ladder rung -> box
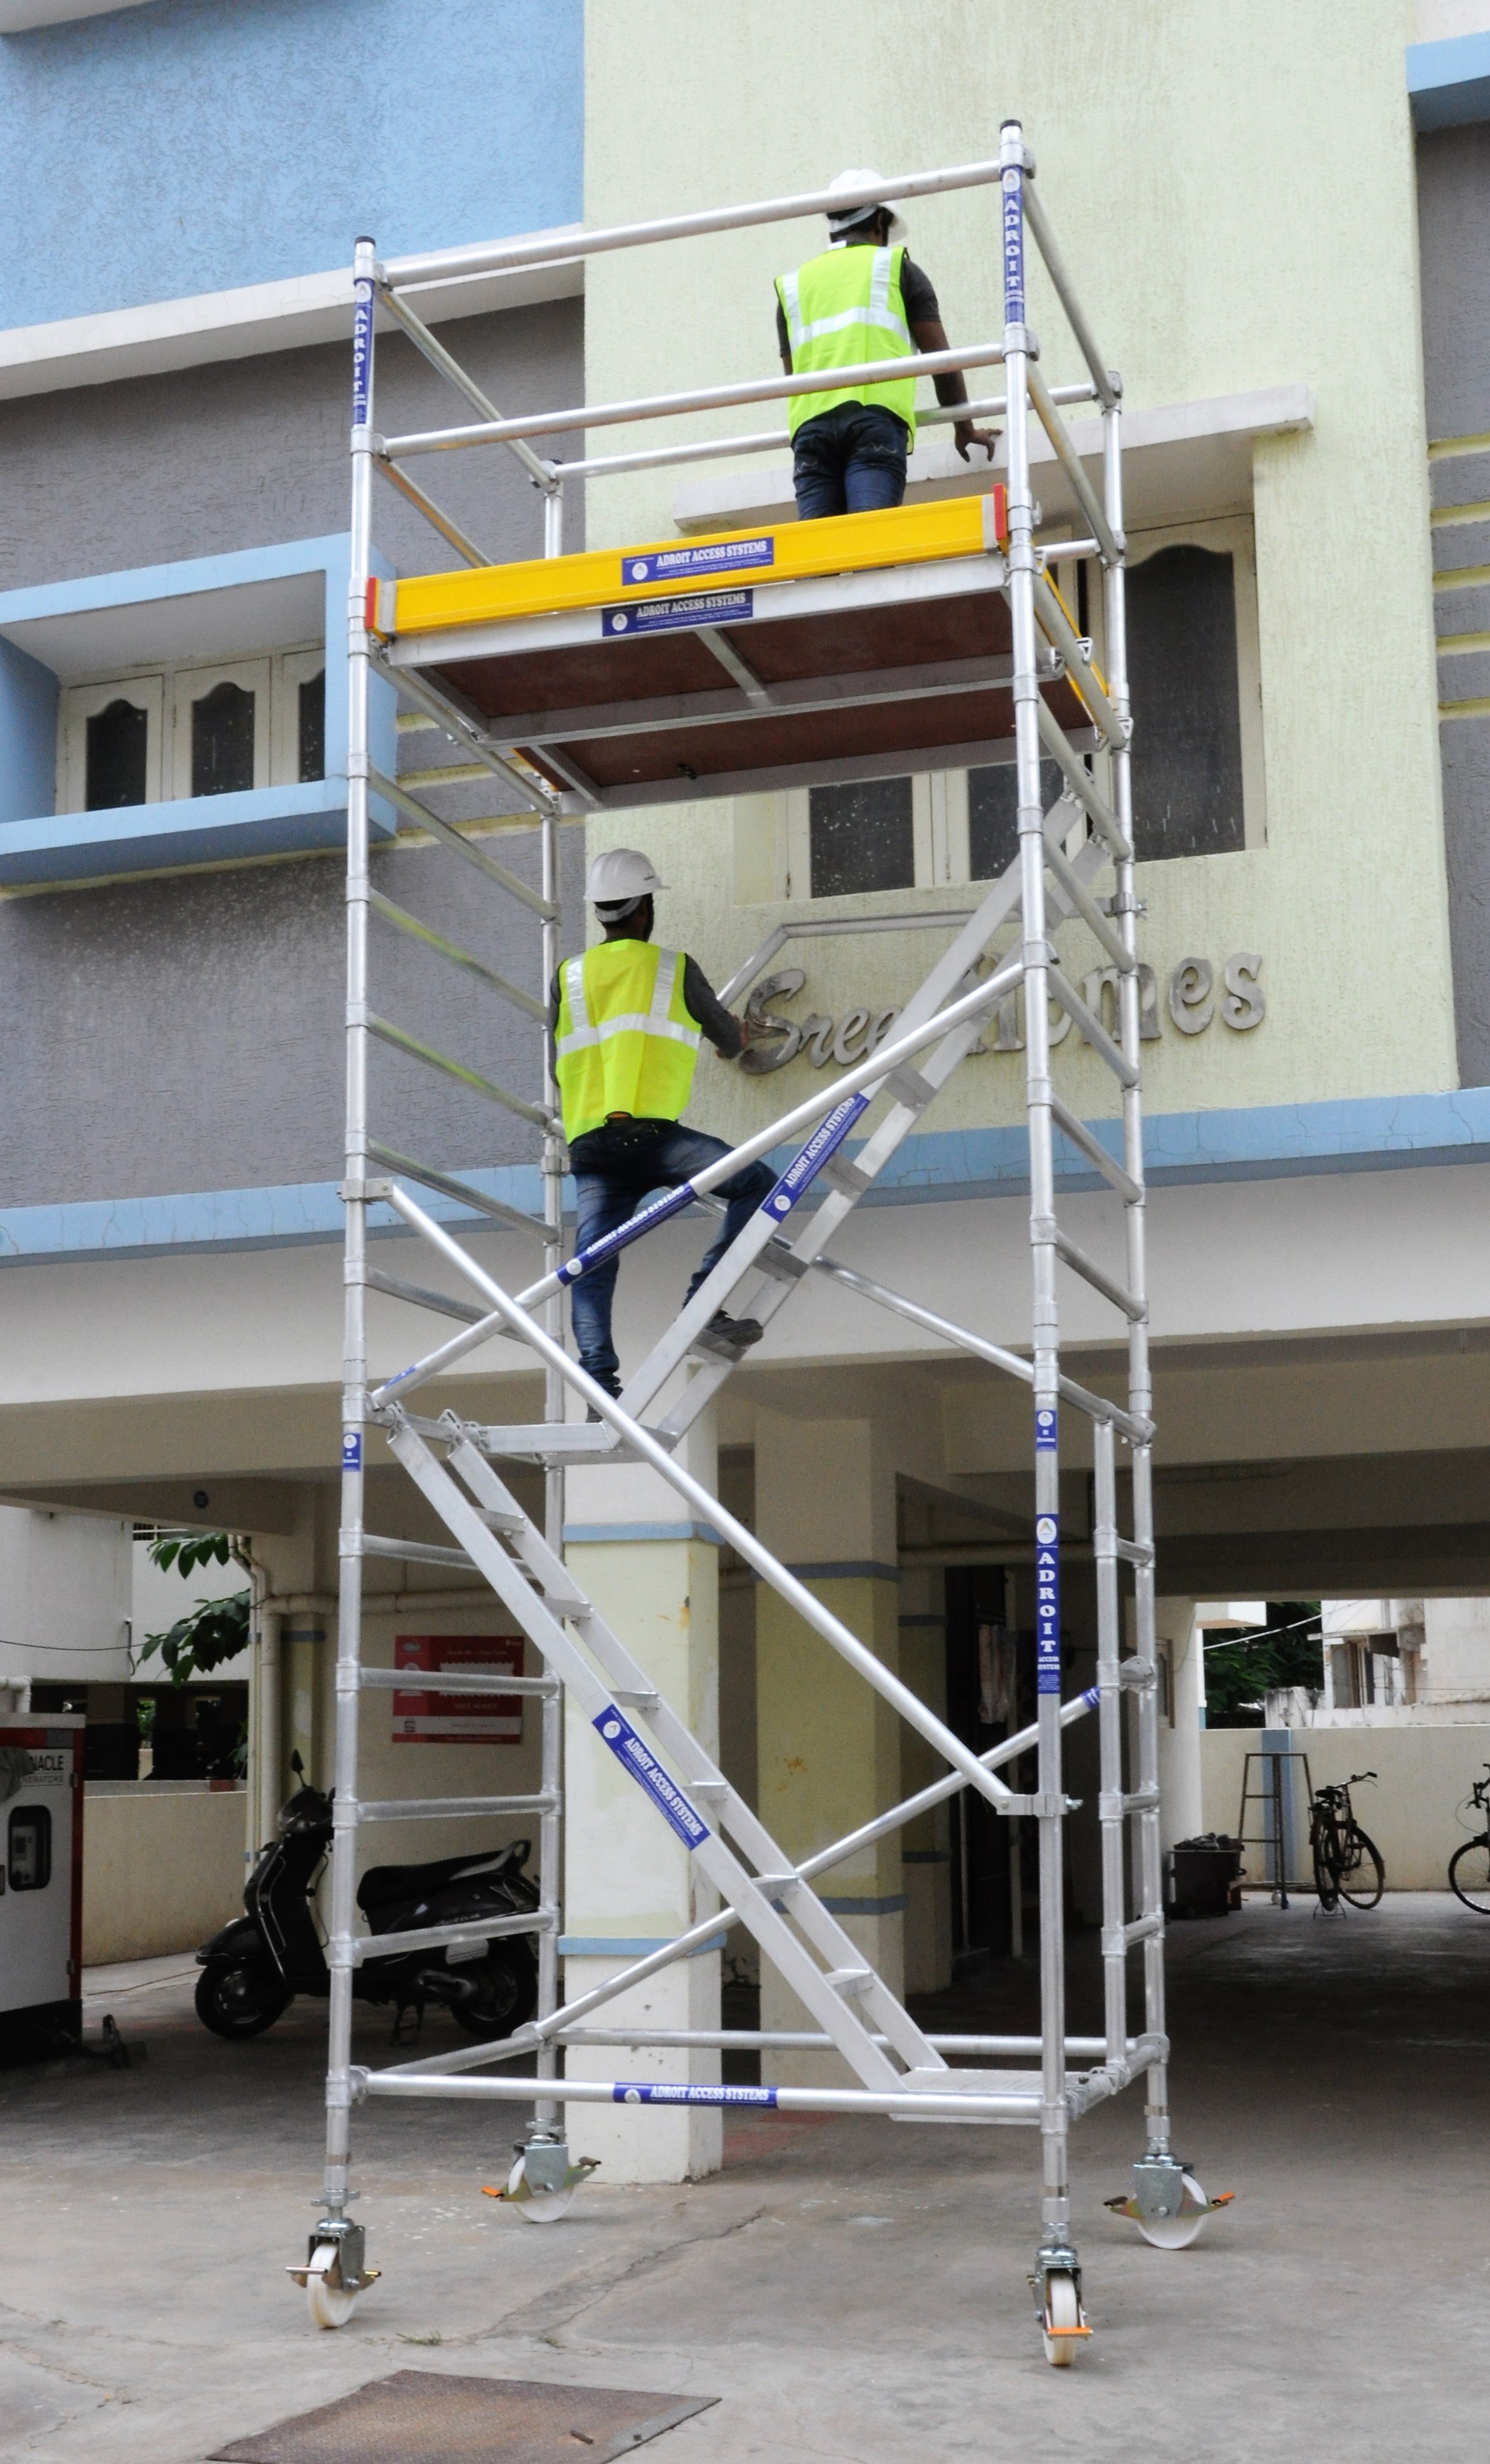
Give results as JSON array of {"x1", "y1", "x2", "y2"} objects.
[
  {"x1": 361, "y1": 1266, "x2": 488, "y2": 1327},
  {"x1": 367, "y1": 884, "x2": 546, "y2": 1020},
  {"x1": 825, "y1": 1966, "x2": 873, "y2": 1997},
  {"x1": 544, "y1": 1590, "x2": 592, "y2": 1618},
  {"x1": 1098, "y1": 1787, "x2": 1160, "y2": 1820},
  {"x1": 1048, "y1": 1095, "x2": 1143, "y2": 1204},
  {"x1": 1044, "y1": 963, "x2": 1140, "y2": 1087},
  {"x1": 753, "y1": 1872, "x2": 802, "y2": 1896},
  {"x1": 883, "y1": 1062, "x2": 939, "y2": 1110},
  {"x1": 1050, "y1": 1227, "x2": 1145, "y2": 1321},
  {"x1": 343, "y1": 1907, "x2": 553, "y2": 1963},
  {"x1": 354, "y1": 1668, "x2": 558, "y2": 1698},
  {"x1": 1114, "y1": 1536, "x2": 1154, "y2": 1565},
  {"x1": 610, "y1": 1687, "x2": 660, "y2": 1708},
  {"x1": 755, "y1": 1242, "x2": 809, "y2": 1284},
  {"x1": 475, "y1": 1504, "x2": 528, "y2": 1534},
  {"x1": 365, "y1": 1140, "x2": 549, "y2": 1239},
  {"x1": 353, "y1": 1791, "x2": 559, "y2": 1823},
  {"x1": 819, "y1": 1154, "x2": 873, "y2": 1197},
  {"x1": 364, "y1": 1011, "x2": 553, "y2": 1130},
  {"x1": 354, "y1": 1532, "x2": 475, "y2": 1568}
]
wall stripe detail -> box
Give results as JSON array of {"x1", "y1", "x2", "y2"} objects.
[
  {"x1": 558, "y1": 1934, "x2": 728, "y2": 1958},
  {"x1": 564, "y1": 1521, "x2": 726, "y2": 1548},
  {"x1": 784, "y1": 1560, "x2": 901, "y2": 1586},
  {"x1": 9, "y1": 1087, "x2": 1490, "y2": 1264}
]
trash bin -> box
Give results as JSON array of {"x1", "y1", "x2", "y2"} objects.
[{"x1": 1166, "y1": 1833, "x2": 1243, "y2": 1920}]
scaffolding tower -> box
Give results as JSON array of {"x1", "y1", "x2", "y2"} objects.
[{"x1": 297, "y1": 125, "x2": 1223, "y2": 2365}]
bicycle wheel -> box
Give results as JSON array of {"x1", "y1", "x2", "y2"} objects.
[
  {"x1": 1311, "y1": 1823, "x2": 1341, "y2": 1911},
  {"x1": 1337, "y1": 1826, "x2": 1384, "y2": 1910},
  {"x1": 1449, "y1": 1836, "x2": 1490, "y2": 1914}
]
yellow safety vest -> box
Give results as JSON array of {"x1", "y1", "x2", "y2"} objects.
[
  {"x1": 774, "y1": 243, "x2": 917, "y2": 444},
  {"x1": 555, "y1": 940, "x2": 702, "y2": 1142}
]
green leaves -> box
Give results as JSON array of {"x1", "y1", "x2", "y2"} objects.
[{"x1": 141, "y1": 1530, "x2": 252, "y2": 1685}]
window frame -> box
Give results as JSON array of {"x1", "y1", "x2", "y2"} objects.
[
  {"x1": 1093, "y1": 513, "x2": 1267, "y2": 856},
  {"x1": 170, "y1": 656, "x2": 272, "y2": 800},
  {"x1": 60, "y1": 673, "x2": 164, "y2": 814},
  {"x1": 57, "y1": 643, "x2": 323, "y2": 817}
]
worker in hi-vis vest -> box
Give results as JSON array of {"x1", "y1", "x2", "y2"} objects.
[
  {"x1": 775, "y1": 168, "x2": 999, "y2": 521},
  {"x1": 553, "y1": 848, "x2": 778, "y2": 1403}
]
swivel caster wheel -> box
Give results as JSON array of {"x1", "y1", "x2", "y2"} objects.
[
  {"x1": 305, "y1": 2245, "x2": 356, "y2": 2329},
  {"x1": 1042, "y1": 2268, "x2": 1082, "y2": 2366},
  {"x1": 1107, "y1": 2155, "x2": 1233, "y2": 2250},
  {"x1": 484, "y1": 2136, "x2": 600, "y2": 2225}
]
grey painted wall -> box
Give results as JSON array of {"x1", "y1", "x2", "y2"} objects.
[
  {"x1": 1418, "y1": 126, "x2": 1490, "y2": 1087},
  {"x1": 0, "y1": 302, "x2": 585, "y2": 1208}
]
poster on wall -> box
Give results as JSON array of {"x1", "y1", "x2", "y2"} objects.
[{"x1": 392, "y1": 1635, "x2": 525, "y2": 1745}]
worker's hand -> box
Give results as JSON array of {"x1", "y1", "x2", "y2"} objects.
[
  {"x1": 954, "y1": 419, "x2": 1000, "y2": 464},
  {"x1": 737, "y1": 1014, "x2": 788, "y2": 1052}
]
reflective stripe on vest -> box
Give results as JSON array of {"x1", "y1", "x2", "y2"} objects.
[
  {"x1": 555, "y1": 940, "x2": 702, "y2": 1142},
  {"x1": 774, "y1": 243, "x2": 917, "y2": 444}
]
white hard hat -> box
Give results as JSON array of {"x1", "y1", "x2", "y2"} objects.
[
  {"x1": 826, "y1": 168, "x2": 907, "y2": 245},
  {"x1": 586, "y1": 846, "x2": 667, "y2": 917}
]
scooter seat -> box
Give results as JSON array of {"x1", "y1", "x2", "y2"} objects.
[{"x1": 357, "y1": 1844, "x2": 524, "y2": 1914}]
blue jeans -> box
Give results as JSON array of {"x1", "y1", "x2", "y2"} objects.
[
  {"x1": 792, "y1": 402, "x2": 909, "y2": 520},
  {"x1": 568, "y1": 1121, "x2": 778, "y2": 1391}
]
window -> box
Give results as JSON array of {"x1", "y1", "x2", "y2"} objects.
[
  {"x1": 737, "y1": 524, "x2": 1263, "y2": 900},
  {"x1": 8, "y1": 1804, "x2": 51, "y2": 1891},
  {"x1": 809, "y1": 777, "x2": 915, "y2": 897},
  {"x1": 967, "y1": 758, "x2": 1062, "y2": 880},
  {"x1": 58, "y1": 648, "x2": 324, "y2": 815}
]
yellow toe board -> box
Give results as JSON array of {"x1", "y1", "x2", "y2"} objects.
[{"x1": 382, "y1": 491, "x2": 1008, "y2": 639}]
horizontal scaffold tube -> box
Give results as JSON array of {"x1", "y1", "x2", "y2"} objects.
[
  {"x1": 371, "y1": 955, "x2": 1022, "y2": 1407},
  {"x1": 380, "y1": 160, "x2": 1008, "y2": 290},
  {"x1": 553, "y1": 386, "x2": 1093, "y2": 482},
  {"x1": 380, "y1": 342, "x2": 1006, "y2": 457},
  {"x1": 354, "y1": 2067, "x2": 1041, "y2": 2121}
]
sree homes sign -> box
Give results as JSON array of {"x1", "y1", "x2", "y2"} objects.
[
  {"x1": 392, "y1": 1636, "x2": 524, "y2": 1745},
  {"x1": 740, "y1": 952, "x2": 1265, "y2": 1075}
]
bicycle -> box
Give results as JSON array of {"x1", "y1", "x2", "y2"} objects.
[
  {"x1": 1448, "y1": 1766, "x2": 1490, "y2": 1913},
  {"x1": 1309, "y1": 1770, "x2": 1385, "y2": 1911}
]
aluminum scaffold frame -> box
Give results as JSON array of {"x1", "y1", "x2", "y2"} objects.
[{"x1": 297, "y1": 124, "x2": 1225, "y2": 2365}]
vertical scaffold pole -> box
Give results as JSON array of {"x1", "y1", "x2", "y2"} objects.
[
  {"x1": 1102, "y1": 360, "x2": 1167, "y2": 2153},
  {"x1": 324, "y1": 236, "x2": 379, "y2": 2230},
  {"x1": 1000, "y1": 120, "x2": 1072, "y2": 2282},
  {"x1": 1093, "y1": 1415, "x2": 1126, "y2": 2065},
  {"x1": 536, "y1": 476, "x2": 566, "y2": 2131}
]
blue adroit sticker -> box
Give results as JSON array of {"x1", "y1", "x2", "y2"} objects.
[
  {"x1": 613, "y1": 2082, "x2": 778, "y2": 2107},
  {"x1": 351, "y1": 278, "x2": 374, "y2": 427},
  {"x1": 601, "y1": 587, "x2": 754, "y2": 639},
  {"x1": 342, "y1": 1431, "x2": 363, "y2": 1471},
  {"x1": 1034, "y1": 1406, "x2": 1057, "y2": 1453},
  {"x1": 593, "y1": 1707, "x2": 711, "y2": 1848},
  {"x1": 558, "y1": 1182, "x2": 698, "y2": 1286},
  {"x1": 1036, "y1": 1511, "x2": 1061, "y2": 1694},
  {"x1": 762, "y1": 1094, "x2": 870, "y2": 1222},
  {"x1": 621, "y1": 539, "x2": 774, "y2": 587},
  {"x1": 1001, "y1": 168, "x2": 1025, "y2": 326}
]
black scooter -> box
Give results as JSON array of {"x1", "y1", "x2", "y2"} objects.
[{"x1": 194, "y1": 1756, "x2": 539, "y2": 2042}]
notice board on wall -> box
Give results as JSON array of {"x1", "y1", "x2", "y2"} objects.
[{"x1": 392, "y1": 1636, "x2": 524, "y2": 1745}]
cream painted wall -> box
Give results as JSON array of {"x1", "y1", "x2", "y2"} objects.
[
  {"x1": 82, "y1": 1784, "x2": 245, "y2": 1962},
  {"x1": 1200, "y1": 1719, "x2": 1490, "y2": 1888},
  {"x1": 581, "y1": 0, "x2": 1455, "y2": 1148}
]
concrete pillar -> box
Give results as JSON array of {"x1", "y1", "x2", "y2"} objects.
[
  {"x1": 754, "y1": 1409, "x2": 902, "y2": 2086},
  {"x1": 897, "y1": 1565, "x2": 953, "y2": 1996},
  {"x1": 1154, "y1": 1596, "x2": 1202, "y2": 1851},
  {"x1": 562, "y1": 1407, "x2": 722, "y2": 2183}
]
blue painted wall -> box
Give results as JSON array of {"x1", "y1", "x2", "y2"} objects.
[
  {"x1": 0, "y1": 0, "x2": 582, "y2": 330},
  {"x1": 0, "y1": 636, "x2": 56, "y2": 824}
]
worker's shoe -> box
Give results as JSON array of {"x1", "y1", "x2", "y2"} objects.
[
  {"x1": 584, "y1": 1374, "x2": 622, "y2": 1422},
  {"x1": 694, "y1": 1310, "x2": 764, "y2": 1361}
]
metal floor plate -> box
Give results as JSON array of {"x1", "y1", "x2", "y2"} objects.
[{"x1": 207, "y1": 2370, "x2": 717, "y2": 2463}]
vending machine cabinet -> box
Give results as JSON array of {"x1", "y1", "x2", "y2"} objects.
[{"x1": 0, "y1": 1716, "x2": 84, "y2": 2044}]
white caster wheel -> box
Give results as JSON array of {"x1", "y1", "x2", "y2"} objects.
[
  {"x1": 1041, "y1": 2268, "x2": 1083, "y2": 2366},
  {"x1": 305, "y1": 2243, "x2": 356, "y2": 2329},
  {"x1": 1136, "y1": 2173, "x2": 1212, "y2": 2250},
  {"x1": 508, "y1": 2152, "x2": 577, "y2": 2225}
]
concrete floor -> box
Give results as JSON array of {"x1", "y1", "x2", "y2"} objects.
[{"x1": 1, "y1": 1895, "x2": 1487, "y2": 2462}]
